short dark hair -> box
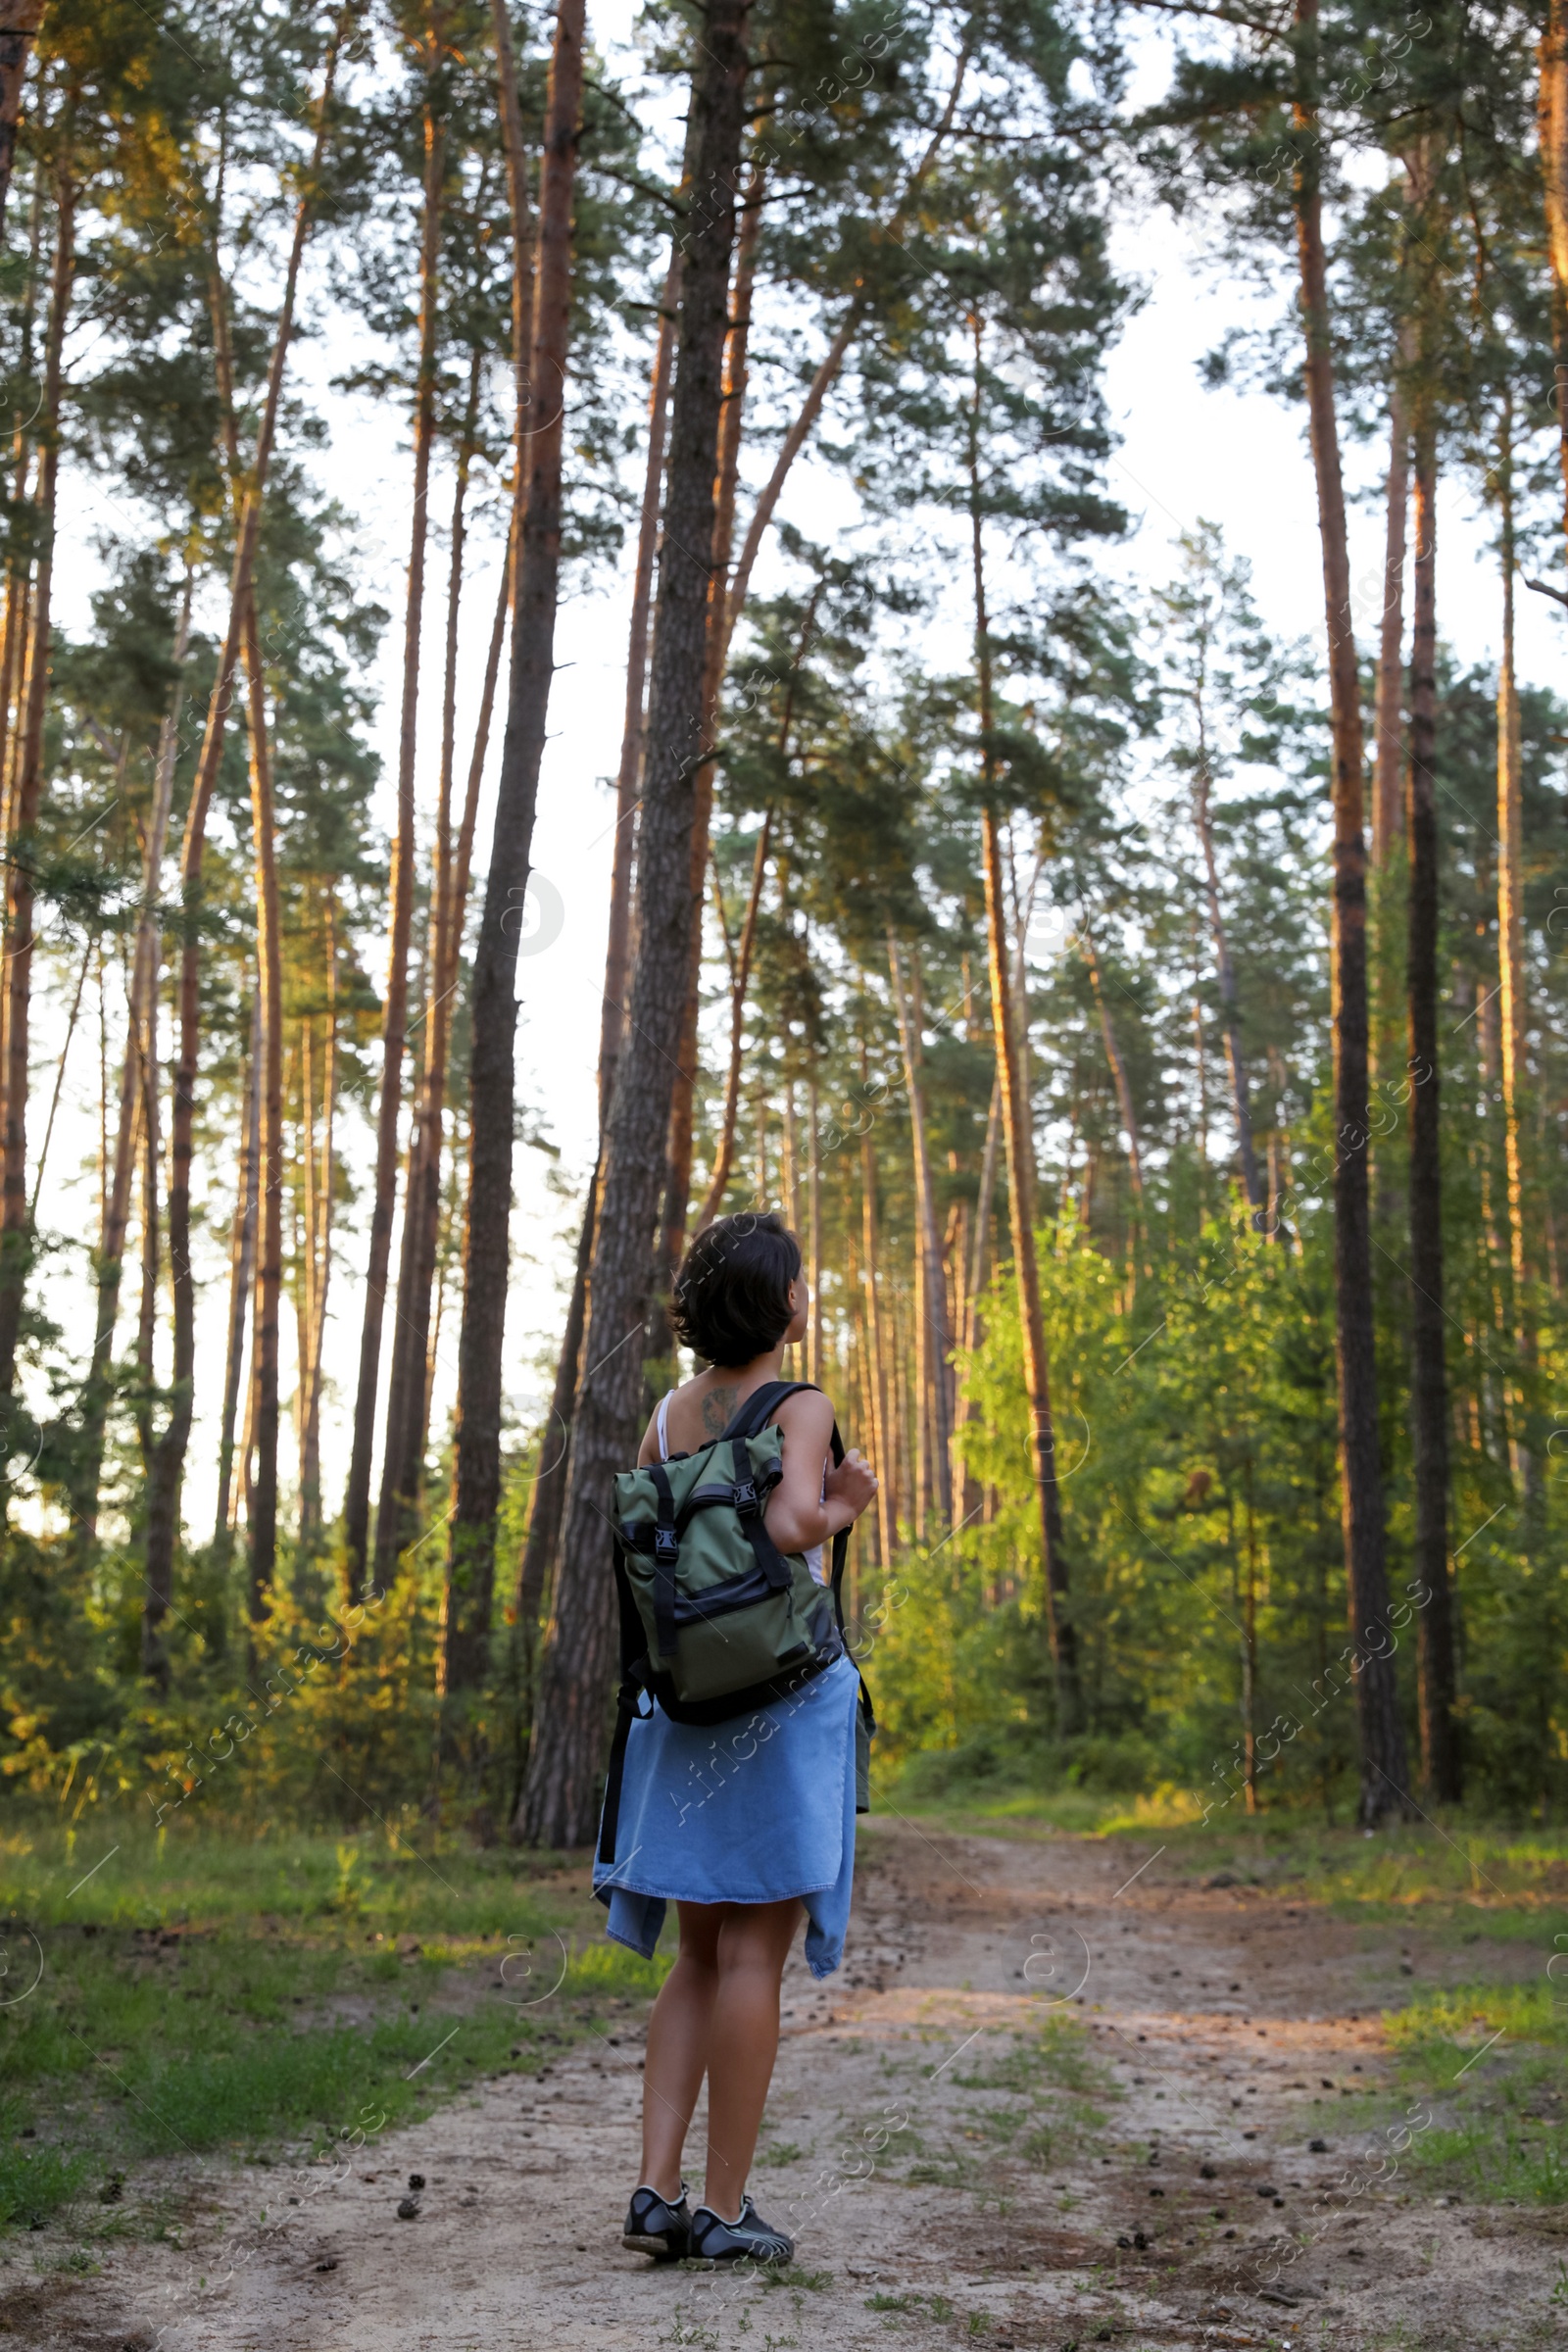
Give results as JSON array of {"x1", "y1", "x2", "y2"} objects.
[{"x1": 670, "y1": 1211, "x2": 803, "y2": 1368}]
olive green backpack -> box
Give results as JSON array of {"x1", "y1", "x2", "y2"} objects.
[{"x1": 597, "y1": 1380, "x2": 873, "y2": 1866}]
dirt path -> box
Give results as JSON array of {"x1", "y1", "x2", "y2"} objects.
[{"x1": 8, "y1": 1823, "x2": 1559, "y2": 2351}]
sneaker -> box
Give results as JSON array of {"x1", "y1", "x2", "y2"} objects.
[
  {"x1": 687, "y1": 2194, "x2": 794, "y2": 2265},
  {"x1": 622, "y1": 2181, "x2": 692, "y2": 2260}
]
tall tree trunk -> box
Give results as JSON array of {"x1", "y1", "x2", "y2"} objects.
[
  {"x1": 650, "y1": 41, "x2": 976, "y2": 1290},
  {"x1": 0, "y1": 164, "x2": 71, "y2": 1406},
  {"x1": 859, "y1": 1094, "x2": 896, "y2": 1566},
  {"x1": 75, "y1": 580, "x2": 190, "y2": 1550},
  {"x1": 1540, "y1": 0, "x2": 1568, "y2": 537},
  {"x1": 299, "y1": 902, "x2": 337, "y2": 1543},
  {"x1": 696, "y1": 807, "x2": 771, "y2": 1231},
  {"x1": 443, "y1": 0, "x2": 586, "y2": 1695},
  {"x1": 653, "y1": 153, "x2": 764, "y2": 1316},
  {"x1": 519, "y1": 0, "x2": 754, "y2": 1845},
  {"x1": 345, "y1": 85, "x2": 446, "y2": 1594},
  {"x1": 1293, "y1": 0, "x2": 1408, "y2": 1823},
  {"x1": 135, "y1": 1015, "x2": 168, "y2": 1680},
  {"x1": 215, "y1": 1002, "x2": 261, "y2": 1555},
  {"x1": 374, "y1": 343, "x2": 480, "y2": 1586},
  {"x1": 0, "y1": 1, "x2": 41, "y2": 229},
  {"x1": 147, "y1": 25, "x2": 343, "y2": 1622},
  {"x1": 970, "y1": 319, "x2": 1081, "y2": 1732},
  {"x1": 1371, "y1": 351, "x2": 1411, "y2": 865},
  {"x1": 1404, "y1": 423, "x2": 1461, "y2": 1804},
  {"x1": 888, "y1": 935, "x2": 953, "y2": 1527},
  {"x1": 599, "y1": 250, "x2": 678, "y2": 1118},
  {"x1": 1494, "y1": 397, "x2": 1536, "y2": 1511},
  {"x1": 509, "y1": 258, "x2": 680, "y2": 1693},
  {"x1": 1189, "y1": 726, "x2": 1263, "y2": 1209},
  {"x1": 242, "y1": 597, "x2": 284, "y2": 1615}
]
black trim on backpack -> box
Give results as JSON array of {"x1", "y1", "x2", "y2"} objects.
[
  {"x1": 596, "y1": 1379, "x2": 876, "y2": 1868},
  {"x1": 648, "y1": 1461, "x2": 680, "y2": 1663}
]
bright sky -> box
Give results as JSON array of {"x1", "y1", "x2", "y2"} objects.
[{"x1": 34, "y1": 7, "x2": 1564, "y2": 1546}]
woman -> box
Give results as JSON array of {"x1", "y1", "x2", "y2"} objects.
[{"x1": 593, "y1": 1211, "x2": 878, "y2": 2266}]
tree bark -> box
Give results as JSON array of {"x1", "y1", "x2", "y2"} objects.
[
  {"x1": 859, "y1": 1088, "x2": 896, "y2": 1565},
  {"x1": 345, "y1": 83, "x2": 446, "y2": 1594},
  {"x1": 0, "y1": 163, "x2": 71, "y2": 1405},
  {"x1": 971, "y1": 320, "x2": 1081, "y2": 1731},
  {"x1": 215, "y1": 1001, "x2": 260, "y2": 1555},
  {"x1": 519, "y1": 0, "x2": 754, "y2": 1845},
  {"x1": 1540, "y1": 0, "x2": 1568, "y2": 533},
  {"x1": 242, "y1": 595, "x2": 284, "y2": 1614},
  {"x1": 147, "y1": 25, "x2": 343, "y2": 1622},
  {"x1": 507, "y1": 260, "x2": 681, "y2": 1702},
  {"x1": 442, "y1": 0, "x2": 586, "y2": 1695},
  {"x1": 1494, "y1": 395, "x2": 1536, "y2": 1510},
  {"x1": 75, "y1": 579, "x2": 189, "y2": 1551},
  {"x1": 888, "y1": 935, "x2": 953, "y2": 1526},
  {"x1": 653, "y1": 153, "x2": 764, "y2": 1313},
  {"x1": 1404, "y1": 423, "x2": 1461, "y2": 1804},
  {"x1": 1293, "y1": 0, "x2": 1409, "y2": 1824},
  {"x1": 0, "y1": 1, "x2": 41, "y2": 229},
  {"x1": 1371, "y1": 355, "x2": 1410, "y2": 865},
  {"x1": 599, "y1": 251, "x2": 678, "y2": 1116},
  {"x1": 374, "y1": 342, "x2": 479, "y2": 1587}
]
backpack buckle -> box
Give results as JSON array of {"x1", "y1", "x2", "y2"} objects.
[
  {"x1": 732, "y1": 1478, "x2": 759, "y2": 1519},
  {"x1": 654, "y1": 1527, "x2": 679, "y2": 1566}
]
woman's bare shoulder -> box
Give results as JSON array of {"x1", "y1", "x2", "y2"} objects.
[{"x1": 772, "y1": 1387, "x2": 835, "y2": 1440}]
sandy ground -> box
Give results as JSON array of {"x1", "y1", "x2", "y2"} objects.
[{"x1": 3, "y1": 1820, "x2": 1561, "y2": 2352}]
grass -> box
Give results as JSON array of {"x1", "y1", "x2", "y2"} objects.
[
  {"x1": 0, "y1": 1817, "x2": 664, "y2": 2231},
  {"x1": 1376, "y1": 1978, "x2": 1568, "y2": 2204}
]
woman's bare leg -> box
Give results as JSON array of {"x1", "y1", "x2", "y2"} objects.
[
  {"x1": 638, "y1": 1897, "x2": 804, "y2": 2213},
  {"x1": 639, "y1": 1901, "x2": 724, "y2": 2198},
  {"x1": 701, "y1": 1897, "x2": 803, "y2": 2221}
]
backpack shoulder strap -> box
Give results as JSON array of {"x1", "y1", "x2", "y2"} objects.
[
  {"x1": 722, "y1": 1380, "x2": 858, "y2": 1634},
  {"x1": 717, "y1": 1378, "x2": 818, "y2": 1442}
]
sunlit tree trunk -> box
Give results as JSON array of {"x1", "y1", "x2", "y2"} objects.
[
  {"x1": 520, "y1": 0, "x2": 754, "y2": 1845},
  {"x1": 1404, "y1": 420, "x2": 1461, "y2": 1803},
  {"x1": 1293, "y1": 0, "x2": 1408, "y2": 1823},
  {"x1": 859, "y1": 1102, "x2": 896, "y2": 1564},
  {"x1": 1494, "y1": 398, "x2": 1536, "y2": 1518},
  {"x1": 1371, "y1": 349, "x2": 1410, "y2": 865},
  {"x1": 971, "y1": 318, "x2": 1081, "y2": 1732},
  {"x1": 78, "y1": 580, "x2": 189, "y2": 1552},
  {"x1": 215, "y1": 1002, "x2": 260, "y2": 1557},
  {"x1": 1540, "y1": 0, "x2": 1568, "y2": 536},
  {"x1": 242, "y1": 597, "x2": 284, "y2": 1615},
  {"x1": 655, "y1": 154, "x2": 764, "y2": 1312},
  {"x1": 444, "y1": 0, "x2": 585, "y2": 1694},
  {"x1": 510, "y1": 260, "x2": 680, "y2": 1687},
  {"x1": 298, "y1": 897, "x2": 337, "y2": 1544},
  {"x1": 374, "y1": 343, "x2": 481, "y2": 1586},
  {"x1": 888, "y1": 935, "x2": 953, "y2": 1528},
  {"x1": 0, "y1": 163, "x2": 72, "y2": 1405},
  {"x1": 346, "y1": 80, "x2": 446, "y2": 1594}
]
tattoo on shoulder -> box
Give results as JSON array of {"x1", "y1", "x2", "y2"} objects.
[{"x1": 701, "y1": 1385, "x2": 738, "y2": 1437}]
